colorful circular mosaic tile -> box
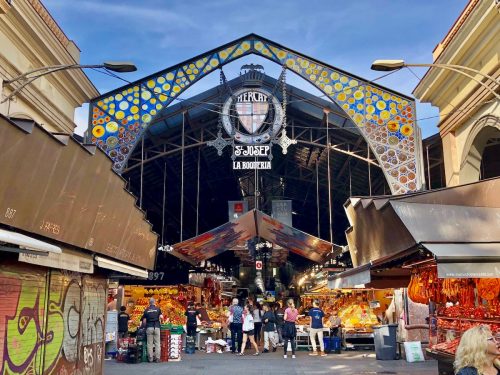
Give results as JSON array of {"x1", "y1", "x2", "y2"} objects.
[{"x1": 89, "y1": 36, "x2": 421, "y2": 194}]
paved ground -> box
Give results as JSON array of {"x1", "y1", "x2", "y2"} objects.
[{"x1": 105, "y1": 350, "x2": 438, "y2": 375}]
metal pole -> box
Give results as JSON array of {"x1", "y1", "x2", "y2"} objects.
[
  {"x1": 162, "y1": 161, "x2": 166, "y2": 246},
  {"x1": 368, "y1": 145, "x2": 372, "y2": 196},
  {"x1": 254, "y1": 155, "x2": 259, "y2": 211},
  {"x1": 426, "y1": 145, "x2": 432, "y2": 190},
  {"x1": 348, "y1": 145, "x2": 352, "y2": 196},
  {"x1": 326, "y1": 110, "x2": 333, "y2": 245},
  {"x1": 405, "y1": 63, "x2": 500, "y2": 100},
  {"x1": 140, "y1": 136, "x2": 144, "y2": 209},
  {"x1": 316, "y1": 159, "x2": 320, "y2": 237},
  {"x1": 180, "y1": 112, "x2": 185, "y2": 242},
  {"x1": 196, "y1": 145, "x2": 201, "y2": 236}
]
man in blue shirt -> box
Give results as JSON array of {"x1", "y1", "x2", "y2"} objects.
[
  {"x1": 308, "y1": 300, "x2": 327, "y2": 356},
  {"x1": 229, "y1": 298, "x2": 243, "y2": 353}
]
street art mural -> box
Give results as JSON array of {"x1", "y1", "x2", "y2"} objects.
[{"x1": 0, "y1": 263, "x2": 107, "y2": 375}]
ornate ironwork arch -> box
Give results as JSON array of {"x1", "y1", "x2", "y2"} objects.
[{"x1": 88, "y1": 34, "x2": 423, "y2": 194}]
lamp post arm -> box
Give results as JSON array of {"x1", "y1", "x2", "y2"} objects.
[
  {"x1": 406, "y1": 63, "x2": 500, "y2": 99},
  {"x1": 4, "y1": 64, "x2": 103, "y2": 85},
  {"x1": 1, "y1": 64, "x2": 103, "y2": 104}
]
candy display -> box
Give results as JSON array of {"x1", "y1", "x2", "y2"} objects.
[
  {"x1": 300, "y1": 290, "x2": 391, "y2": 331},
  {"x1": 339, "y1": 302, "x2": 378, "y2": 329}
]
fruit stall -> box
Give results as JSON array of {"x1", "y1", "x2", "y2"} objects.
[
  {"x1": 408, "y1": 267, "x2": 500, "y2": 375},
  {"x1": 123, "y1": 284, "x2": 225, "y2": 333}
]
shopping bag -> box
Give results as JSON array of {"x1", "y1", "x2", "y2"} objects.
[
  {"x1": 403, "y1": 341, "x2": 425, "y2": 362},
  {"x1": 286, "y1": 342, "x2": 292, "y2": 352}
]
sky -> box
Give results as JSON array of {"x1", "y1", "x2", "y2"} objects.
[{"x1": 42, "y1": 0, "x2": 470, "y2": 138}]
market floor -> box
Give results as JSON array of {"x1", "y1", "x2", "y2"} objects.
[{"x1": 104, "y1": 350, "x2": 438, "y2": 375}]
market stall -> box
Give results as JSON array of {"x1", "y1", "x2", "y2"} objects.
[
  {"x1": 123, "y1": 284, "x2": 227, "y2": 331},
  {"x1": 408, "y1": 267, "x2": 500, "y2": 374},
  {"x1": 299, "y1": 288, "x2": 394, "y2": 350}
]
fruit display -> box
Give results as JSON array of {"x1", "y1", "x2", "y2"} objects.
[{"x1": 125, "y1": 284, "x2": 223, "y2": 330}]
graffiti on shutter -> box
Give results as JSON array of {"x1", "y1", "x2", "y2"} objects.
[{"x1": 0, "y1": 263, "x2": 107, "y2": 375}]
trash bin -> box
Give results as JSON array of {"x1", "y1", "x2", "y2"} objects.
[
  {"x1": 323, "y1": 337, "x2": 331, "y2": 353},
  {"x1": 330, "y1": 336, "x2": 342, "y2": 354},
  {"x1": 373, "y1": 324, "x2": 398, "y2": 360}
]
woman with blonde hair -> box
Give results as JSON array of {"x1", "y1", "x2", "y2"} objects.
[
  {"x1": 282, "y1": 299, "x2": 299, "y2": 359},
  {"x1": 454, "y1": 325, "x2": 500, "y2": 375}
]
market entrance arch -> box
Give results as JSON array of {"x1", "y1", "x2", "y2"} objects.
[{"x1": 88, "y1": 34, "x2": 423, "y2": 195}]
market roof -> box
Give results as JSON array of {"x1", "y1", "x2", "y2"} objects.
[
  {"x1": 123, "y1": 73, "x2": 389, "y2": 271},
  {"x1": 170, "y1": 209, "x2": 340, "y2": 266}
]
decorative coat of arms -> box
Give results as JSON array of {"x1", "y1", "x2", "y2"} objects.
[{"x1": 208, "y1": 65, "x2": 296, "y2": 170}]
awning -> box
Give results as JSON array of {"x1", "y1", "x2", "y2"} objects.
[
  {"x1": 171, "y1": 209, "x2": 338, "y2": 265},
  {"x1": 0, "y1": 228, "x2": 61, "y2": 254},
  {"x1": 328, "y1": 262, "x2": 411, "y2": 289},
  {"x1": 95, "y1": 256, "x2": 149, "y2": 279},
  {"x1": 423, "y1": 243, "x2": 500, "y2": 278},
  {"x1": 0, "y1": 115, "x2": 158, "y2": 269},
  {"x1": 344, "y1": 177, "x2": 500, "y2": 268},
  {"x1": 19, "y1": 247, "x2": 94, "y2": 273},
  {"x1": 329, "y1": 264, "x2": 371, "y2": 289}
]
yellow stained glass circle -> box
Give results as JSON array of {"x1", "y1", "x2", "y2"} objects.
[
  {"x1": 106, "y1": 121, "x2": 119, "y2": 133},
  {"x1": 376, "y1": 101, "x2": 387, "y2": 111},
  {"x1": 92, "y1": 125, "x2": 105, "y2": 138}
]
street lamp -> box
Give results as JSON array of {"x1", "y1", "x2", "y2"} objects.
[
  {"x1": 371, "y1": 59, "x2": 499, "y2": 100},
  {"x1": 1, "y1": 61, "x2": 137, "y2": 104}
]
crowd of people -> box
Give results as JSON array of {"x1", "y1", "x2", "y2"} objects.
[
  {"x1": 122, "y1": 296, "x2": 500, "y2": 374},
  {"x1": 224, "y1": 297, "x2": 339, "y2": 359}
]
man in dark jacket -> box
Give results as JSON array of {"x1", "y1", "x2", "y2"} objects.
[
  {"x1": 185, "y1": 302, "x2": 201, "y2": 337},
  {"x1": 262, "y1": 303, "x2": 278, "y2": 352},
  {"x1": 142, "y1": 298, "x2": 163, "y2": 363},
  {"x1": 274, "y1": 301, "x2": 285, "y2": 346},
  {"x1": 118, "y1": 306, "x2": 130, "y2": 338}
]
